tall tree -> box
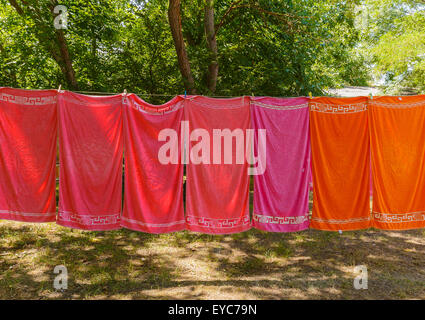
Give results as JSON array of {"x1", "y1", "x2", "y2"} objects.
[{"x1": 8, "y1": 0, "x2": 78, "y2": 89}]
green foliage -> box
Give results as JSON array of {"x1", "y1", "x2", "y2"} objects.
[
  {"x1": 358, "y1": 0, "x2": 425, "y2": 93},
  {"x1": 5, "y1": 0, "x2": 415, "y2": 100},
  {"x1": 0, "y1": 2, "x2": 62, "y2": 88},
  {"x1": 180, "y1": 0, "x2": 370, "y2": 96}
]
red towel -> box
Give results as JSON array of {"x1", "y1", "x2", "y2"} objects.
[
  {"x1": 121, "y1": 94, "x2": 185, "y2": 233},
  {"x1": 185, "y1": 96, "x2": 251, "y2": 234},
  {"x1": 0, "y1": 88, "x2": 57, "y2": 222},
  {"x1": 57, "y1": 91, "x2": 123, "y2": 230}
]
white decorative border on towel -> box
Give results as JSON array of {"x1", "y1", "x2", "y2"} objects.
[
  {"x1": 121, "y1": 216, "x2": 185, "y2": 228},
  {"x1": 370, "y1": 100, "x2": 425, "y2": 109},
  {"x1": 310, "y1": 102, "x2": 367, "y2": 114},
  {"x1": 0, "y1": 210, "x2": 56, "y2": 218},
  {"x1": 58, "y1": 210, "x2": 121, "y2": 226},
  {"x1": 186, "y1": 215, "x2": 250, "y2": 228},
  {"x1": 188, "y1": 97, "x2": 247, "y2": 109},
  {"x1": 312, "y1": 216, "x2": 371, "y2": 224},
  {"x1": 253, "y1": 213, "x2": 309, "y2": 225},
  {"x1": 251, "y1": 101, "x2": 309, "y2": 110},
  {"x1": 60, "y1": 95, "x2": 122, "y2": 107},
  {"x1": 0, "y1": 93, "x2": 57, "y2": 106},
  {"x1": 129, "y1": 100, "x2": 184, "y2": 115},
  {"x1": 373, "y1": 211, "x2": 425, "y2": 223}
]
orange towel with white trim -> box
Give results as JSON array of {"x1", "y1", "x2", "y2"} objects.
[
  {"x1": 310, "y1": 97, "x2": 371, "y2": 231},
  {"x1": 369, "y1": 95, "x2": 425, "y2": 230}
]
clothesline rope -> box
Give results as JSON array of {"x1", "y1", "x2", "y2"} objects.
[{"x1": 73, "y1": 90, "x2": 307, "y2": 99}]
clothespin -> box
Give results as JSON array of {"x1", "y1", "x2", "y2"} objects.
[
  {"x1": 338, "y1": 230, "x2": 342, "y2": 235},
  {"x1": 308, "y1": 92, "x2": 312, "y2": 99},
  {"x1": 57, "y1": 84, "x2": 62, "y2": 93},
  {"x1": 369, "y1": 92, "x2": 373, "y2": 100},
  {"x1": 122, "y1": 89, "x2": 128, "y2": 106},
  {"x1": 184, "y1": 90, "x2": 187, "y2": 98}
]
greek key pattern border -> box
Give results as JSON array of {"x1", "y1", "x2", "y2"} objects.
[
  {"x1": 128, "y1": 99, "x2": 184, "y2": 115},
  {"x1": 0, "y1": 93, "x2": 57, "y2": 106},
  {"x1": 251, "y1": 101, "x2": 309, "y2": 110},
  {"x1": 253, "y1": 212, "x2": 309, "y2": 225},
  {"x1": 310, "y1": 102, "x2": 367, "y2": 114},
  {"x1": 186, "y1": 215, "x2": 250, "y2": 228},
  {"x1": 373, "y1": 211, "x2": 425, "y2": 223},
  {"x1": 58, "y1": 210, "x2": 121, "y2": 226}
]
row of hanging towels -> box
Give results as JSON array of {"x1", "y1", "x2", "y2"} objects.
[{"x1": 0, "y1": 87, "x2": 424, "y2": 233}]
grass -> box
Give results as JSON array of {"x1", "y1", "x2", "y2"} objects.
[
  {"x1": 0, "y1": 219, "x2": 424, "y2": 299},
  {"x1": 0, "y1": 183, "x2": 424, "y2": 299}
]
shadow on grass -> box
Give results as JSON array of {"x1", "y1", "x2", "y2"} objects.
[{"x1": 0, "y1": 220, "x2": 424, "y2": 299}]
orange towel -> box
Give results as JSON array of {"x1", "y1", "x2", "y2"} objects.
[
  {"x1": 310, "y1": 97, "x2": 371, "y2": 231},
  {"x1": 369, "y1": 95, "x2": 425, "y2": 230}
]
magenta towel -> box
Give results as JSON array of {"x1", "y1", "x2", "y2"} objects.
[
  {"x1": 121, "y1": 94, "x2": 185, "y2": 233},
  {"x1": 57, "y1": 91, "x2": 123, "y2": 230},
  {"x1": 251, "y1": 97, "x2": 310, "y2": 232}
]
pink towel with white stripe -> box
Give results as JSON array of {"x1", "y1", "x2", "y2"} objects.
[
  {"x1": 251, "y1": 97, "x2": 311, "y2": 232},
  {"x1": 0, "y1": 88, "x2": 57, "y2": 222},
  {"x1": 57, "y1": 91, "x2": 123, "y2": 230},
  {"x1": 121, "y1": 94, "x2": 185, "y2": 233}
]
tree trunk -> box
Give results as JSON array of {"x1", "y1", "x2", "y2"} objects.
[
  {"x1": 204, "y1": 0, "x2": 218, "y2": 93},
  {"x1": 55, "y1": 29, "x2": 79, "y2": 90},
  {"x1": 168, "y1": 0, "x2": 196, "y2": 94}
]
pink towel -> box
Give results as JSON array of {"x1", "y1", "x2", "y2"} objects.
[
  {"x1": 185, "y1": 96, "x2": 251, "y2": 234},
  {"x1": 0, "y1": 88, "x2": 57, "y2": 222},
  {"x1": 57, "y1": 91, "x2": 123, "y2": 230},
  {"x1": 121, "y1": 94, "x2": 185, "y2": 233},
  {"x1": 251, "y1": 97, "x2": 310, "y2": 232}
]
